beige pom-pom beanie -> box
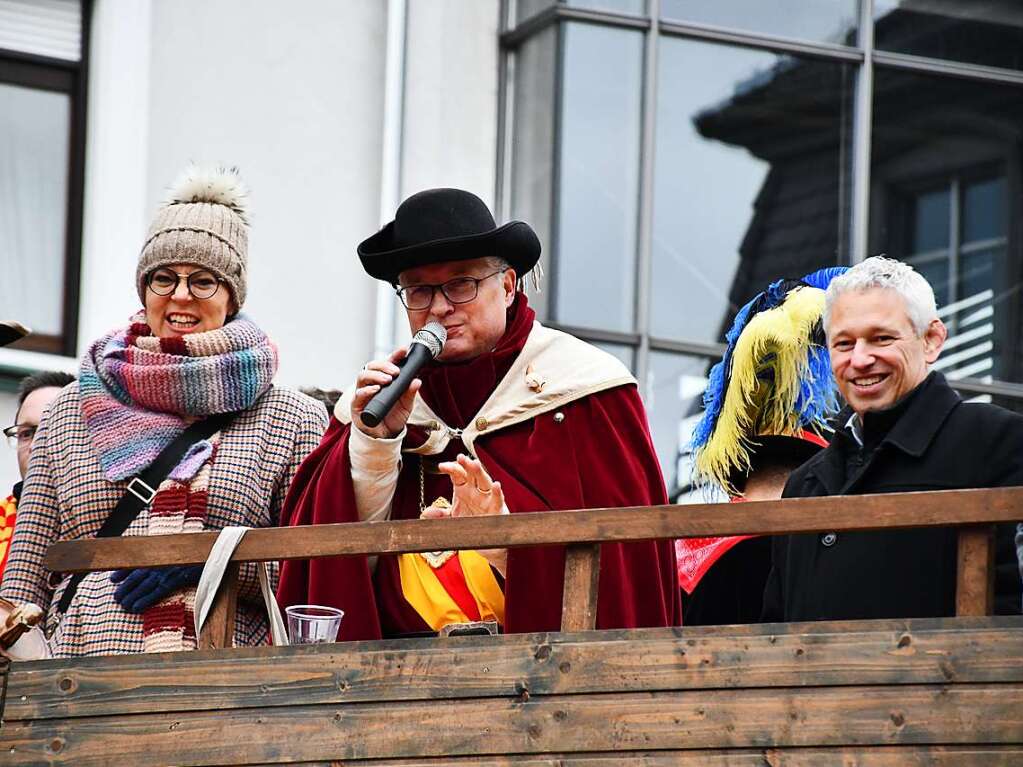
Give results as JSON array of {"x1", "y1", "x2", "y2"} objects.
[{"x1": 136, "y1": 165, "x2": 250, "y2": 308}]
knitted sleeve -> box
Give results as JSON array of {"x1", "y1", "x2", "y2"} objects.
[{"x1": 0, "y1": 408, "x2": 60, "y2": 612}]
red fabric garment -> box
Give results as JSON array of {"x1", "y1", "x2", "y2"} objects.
[
  {"x1": 676, "y1": 430, "x2": 828, "y2": 594},
  {"x1": 431, "y1": 556, "x2": 483, "y2": 622},
  {"x1": 0, "y1": 494, "x2": 17, "y2": 581},
  {"x1": 277, "y1": 295, "x2": 680, "y2": 639},
  {"x1": 675, "y1": 496, "x2": 753, "y2": 595}
]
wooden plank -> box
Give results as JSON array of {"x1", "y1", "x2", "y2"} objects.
[
  {"x1": 198, "y1": 562, "x2": 239, "y2": 650},
  {"x1": 2, "y1": 684, "x2": 1022, "y2": 765},
  {"x1": 0, "y1": 656, "x2": 9, "y2": 724},
  {"x1": 323, "y1": 746, "x2": 1023, "y2": 766},
  {"x1": 956, "y1": 525, "x2": 995, "y2": 617},
  {"x1": 560, "y1": 544, "x2": 600, "y2": 632},
  {"x1": 5, "y1": 619, "x2": 1023, "y2": 721},
  {"x1": 45, "y1": 486, "x2": 1023, "y2": 572}
]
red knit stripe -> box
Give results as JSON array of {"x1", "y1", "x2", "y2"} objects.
[
  {"x1": 127, "y1": 321, "x2": 149, "y2": 340},
  {"x1": 143, "y1": 602, "x2": 185, "y2": 635},
  {"x1": 150, "y1": 486, "x2": 188, "y2": 516},
  {"x1": 432, "y1": 555, "x2": 481, "y2": 622},
  {"x1": 160, "y1": 336, "x2": 188, "y2": 355},
  {"x1": 184, "y1": 489, "x2": 208, "y2": 520}
]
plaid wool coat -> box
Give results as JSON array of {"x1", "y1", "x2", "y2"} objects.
[{"x1": 0, "y1": 382, "x2": 327, "y2": 656}]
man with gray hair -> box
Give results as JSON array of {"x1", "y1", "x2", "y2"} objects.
[{"x1": 762, "y1": 256, "x2": 1023, "y2": 621}]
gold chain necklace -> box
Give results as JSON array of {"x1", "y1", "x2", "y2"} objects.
[{"x1": 419, "y1": 456, "x2": 456, "y2": 568}]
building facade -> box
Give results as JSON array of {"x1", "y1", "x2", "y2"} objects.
[
  {"x1": 500, "y1": 0, "x2": 1023, "y2": 499},
  {"x1": 2, "y1": 0, "x2": 1022, "y2": 497}
]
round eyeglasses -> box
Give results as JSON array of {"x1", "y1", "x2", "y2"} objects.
[
  {"x1": 146, "y1": 268, "x2": 223, "y2": 300},
  {"x1": 395, "y1": 269, "x2": 506, "y2": 311}
]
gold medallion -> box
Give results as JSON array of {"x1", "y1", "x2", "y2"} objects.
[{"x1": 420, "y1": 496, "x2": 456, "y2": 568}]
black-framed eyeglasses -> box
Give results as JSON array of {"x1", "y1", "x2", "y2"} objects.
[
  {"x1": 395, "y1": 269, "x2": 507, "y2": 311},
  {"x1": 3, "y1": 424, "x2": 36, "y2": 449},
  {"x1": 146, "y1": 268, "x2": 224, "y2": 300}
]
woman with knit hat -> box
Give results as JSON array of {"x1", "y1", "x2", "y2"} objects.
[{"x1": 0, "y1": 166, "x2": 327, "y2": 656}]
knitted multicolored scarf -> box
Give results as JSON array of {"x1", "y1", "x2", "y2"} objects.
[
  {"x1": 80, "y1": 312, "x2": 278, "y2": 481},
  {"x1": 79, "y1": 312, "x2": 277, "y2": 651}
]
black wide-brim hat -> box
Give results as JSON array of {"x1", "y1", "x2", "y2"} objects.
[
  {"x1": 0, "y1": 321, "x2": 29, "y2": 348},
  {"x1": 358, "y1": 188, "x2": 541, "y2": 283}
]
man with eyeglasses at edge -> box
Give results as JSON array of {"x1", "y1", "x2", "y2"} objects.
[
  {"x1": 278, "y1": 188, "x2": 680, "y2": 639},
  {"x1": 0, "y1": 371, "x2": 76, "y2": 581}
]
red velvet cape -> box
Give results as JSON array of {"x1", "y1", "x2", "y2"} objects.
[{"x1": 277, "y1": 296, "x2": 680, "y2": 639}]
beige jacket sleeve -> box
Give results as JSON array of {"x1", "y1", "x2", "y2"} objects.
[{"x1": 349, "y1": 425, "x2": 404, "y2": 523}]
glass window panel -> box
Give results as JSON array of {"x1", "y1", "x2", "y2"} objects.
[
  {"x1": 870, "y1": 68, "x2": 1023, "y2": 385},
  {"x1": 644, "y1": 351, "x2": 717, "y2": 502},
  {"x1": 959, "y1": 247, "x2": 997, "y2": 303},
  {"x1": 661, "y1": 0, "x2": 858, "y2": 46},
  {"x1": 510, "y1": 26, "x2": 557, "y2": 319},
  {"x1": 651, "y1": 39, "x2": 852, "y2": 344},
  {"x1": 0, "y1": 83, "x2": 70, "y2": 337},
  {"x1": 907, "y1": 255, "x2": 950, "y2": 307},
  {"x1": 875, "y1": 1, "x2": 1023, "y2": 72},
  {"x1": 592, "y1": 340, "x2": 635, "y2": 370},
  {"x1": 962, "y1": 177, "x2": 1007, "y2": 245},
  {"x1": 570, "y1": 0, "x2": 645, "y2": 14},
  {"x1": 911, "y1": 188, "x2": 950, "y2": 252},
  {"x1": 554, "y1": 23, "x2": 643, "y2": 332}
]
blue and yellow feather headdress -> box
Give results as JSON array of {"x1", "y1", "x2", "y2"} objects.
[{"x1": 690, "y1": 267, "x2": 848, "y2": 494}]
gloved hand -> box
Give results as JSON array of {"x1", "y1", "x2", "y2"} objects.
[{"x1": 110, "y1": 565, "x2": 203, "y2": 614}]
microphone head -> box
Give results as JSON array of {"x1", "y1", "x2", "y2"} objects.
[{"x1": 412, "y1": 322, "x2": 447, "y2": 359}]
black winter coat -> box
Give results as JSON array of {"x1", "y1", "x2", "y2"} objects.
[{"x1": 762, "y1": 373, "x2": 1023, "y2": 622}]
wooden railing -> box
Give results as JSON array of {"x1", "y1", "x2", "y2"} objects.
[{"x1": 44, "y1": 487, "x2": 1023, "y2": 649}]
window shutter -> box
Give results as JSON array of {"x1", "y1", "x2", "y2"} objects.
[{"x1": 0, "y1": 0, "x2": 81, "y2": 62}]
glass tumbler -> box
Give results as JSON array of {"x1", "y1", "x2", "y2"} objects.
[{"x1": 285, "y1": 604, "x2": 344, "y2": 644}]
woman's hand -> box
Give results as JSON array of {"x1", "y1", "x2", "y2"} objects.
[{"x1": 350, "y1": 347, "x2": 421, "y2": 440}]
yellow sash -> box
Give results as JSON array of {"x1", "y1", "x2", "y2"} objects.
[{"x1": 398, "y1": 550, "x2": 505, "y2": 631}]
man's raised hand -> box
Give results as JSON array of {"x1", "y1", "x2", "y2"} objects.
[{"x1": 437, "y1": 454, "x2": 508, "y2": 520}]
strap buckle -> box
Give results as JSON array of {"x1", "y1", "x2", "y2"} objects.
[{"x1": 126, "y1": 477, "x2": 157, "y2": 506}]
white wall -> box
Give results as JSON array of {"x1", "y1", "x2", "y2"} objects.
[
  {"x1": 380, "y1": 0, "x2": 502, "y2": 351},
  {"x1": 145, "y1": 0, "x2": 386, "y2": 389},
  {"x1": 77, "y1": 0, "x2": 153, "y2": 350},
  {"x1": 401, "y1": 0, "x2": 500, "y2": 204}
]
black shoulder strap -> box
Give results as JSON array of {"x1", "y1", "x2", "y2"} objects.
[{"x1": 56, "y1": 411, "x2": 236, "y2": 614}]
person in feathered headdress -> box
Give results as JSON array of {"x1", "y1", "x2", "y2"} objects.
[{"x1": 677, "y1": 266, "x2": 847, "y2": 626}]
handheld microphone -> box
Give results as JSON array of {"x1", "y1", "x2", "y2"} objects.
[{"x1": 360, "y1": 322, "x2": 447, "y2": 428}]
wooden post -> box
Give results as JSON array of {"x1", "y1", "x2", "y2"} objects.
[
  {"x1": 956, "y1": 525, "x2": 994, "y2": 616},
  {"x1": 198, "y1": 562, "x2": 239, "y2": 650},
  {"x1": 561, "y1": 544, "x2": 600, "y2": 631}
]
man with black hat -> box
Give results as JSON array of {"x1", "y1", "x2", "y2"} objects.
[{"x1": 278, "y1": 188, "x2": 680, "y2": 639}]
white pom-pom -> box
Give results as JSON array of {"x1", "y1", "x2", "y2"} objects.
[{"x1": 166, "y1": 164, "x2": 249, "y2": 223}]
